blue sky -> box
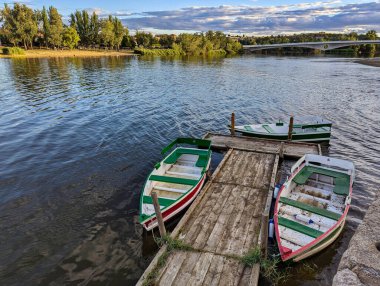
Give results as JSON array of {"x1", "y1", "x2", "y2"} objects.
[{"x1": 6, "y1": 1, "x2": 380, "y2": 34}]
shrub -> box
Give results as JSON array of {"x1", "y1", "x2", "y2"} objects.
[{"x1": 2, "y1": 47, "x2": 25, "y2": 55}]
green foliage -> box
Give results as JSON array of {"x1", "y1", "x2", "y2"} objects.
[
  {"x1": 135, "y1": 31, "x2": 155, "y2": 48},
  {"x1": 142, "y1": 251, "x2": 170, "y2": 286},
  {"x1": 134, "y1": 47, "x2": 183, "y2": 56},
  {"x1": 112, "y1": 17, "x2": 124, "y2": 50},
  {"x1": 240, "y1": 247, "x2": 289, "y2": 285},
  {"x1": 1, "y1": 3, "x2": 38, "y2": 49},
  {"x1": 154, "y1": 234, "x2": 193, "y2": 251},
  {"x1": 99, "y1": 18, "x2": 115, "y2": 48},
  {"x1": 47, "y1": 6, "x2": 63, "y2": 48},
  {"x1": 2, "y1": 47, "x2": 25, "y2": 55},
  {"x1": 62, "y1": 27, "x2": 80, "y2": 49}
]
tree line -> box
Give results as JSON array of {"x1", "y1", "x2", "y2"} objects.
[
  {"x1": 239, "y1": 31, "x2": 379, "y2": 57},
  {"x1": 0, "y1": 3, "x2": 129, "y2": 50},
  {"x1": 0, "y1": 3, "x2": 242, "y2": 55},
  {"x1": 0, "y1": 3, "x2": 377, "y2": 56}
]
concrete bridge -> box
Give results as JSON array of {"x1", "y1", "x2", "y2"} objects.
[{"x1": 243, "y1": 40, "x2": 380, "y2": 51}]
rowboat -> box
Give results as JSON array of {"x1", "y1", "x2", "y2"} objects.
[
  {"x1": 139, "y1": 138, "x2": 212, "y2": 231},
  {"x1": 233, "y1": 116, "x2": 332, "y2": 142},
  {"x1": 274, "y1": 154, "x2": 354, "y2": 262}
]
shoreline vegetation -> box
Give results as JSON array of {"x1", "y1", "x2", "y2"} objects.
[
  {"x1": 0, "y1": 47, "x2": 134, "y2": 58},
  {"x1": 1, "y1": 3, "x2": 379, "y2": 60}
]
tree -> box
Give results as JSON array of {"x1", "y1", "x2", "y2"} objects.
[
  {"x1": 70, "y1": 10, "x2": 91, "y2": 46},
  {"x1": 364, "y1": 30, "x2": 377, "y2": 57},
  {"x1": 112, "y1": 16, "x2": 124, "y2": 50},
  {"x1": 62, "y1": 27, "x2": 80, "y2": 49},
  {"x1": 41, "y1": 6, "x2": 50, "y2": 47},
  {"x1": 99, "y1": 18, "x2": 114, "y2": 48},
  {"x1": 89, "y1": 12, "x2": 100, "y2": 46},
  {"x1": 135, "y1": 31, "x2": 154, "y2": 48},
  {"x1": 1, "y1": 3, "x2": 38, "y2": 49},
  {"x1": 47, "y1": 6, "x2": 63, "y2": 48}
]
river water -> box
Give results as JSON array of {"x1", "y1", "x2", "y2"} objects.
[{"x1": 0, "y1": 55, "x2": 379, "y2": 285}]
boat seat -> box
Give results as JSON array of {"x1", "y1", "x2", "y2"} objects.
[
  {"x1": 149, "y1": 175, "x2": 198, "y2": 186},
  {"x1": 279, "y1": 197, "x2": 341, "y2": 220},
  {"x1": 278, "y1": 216, "x2": 324, "y2": 238},
  {"x1": 293, "y1": 166, "x2": 350, "y2": 195},
  {"x1": 164, "y1": 148, "x2": 209, "y2": 168},
  {"x1": 262, "y1": 124, "x2": 274, "y2": 133},
  {"x1": 142, "y1": 195, "x2": 175, "y2": 207}
]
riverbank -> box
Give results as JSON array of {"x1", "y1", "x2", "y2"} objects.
[
  {"x1": 354, "y1": 57, "x2": 380, "y2": 67},
  {"x1": 333, "y1": 193, "x2": 380, "y2": 286},
  {"x1": 0, "y1": 48, "x2": 134, "y2": 58}
]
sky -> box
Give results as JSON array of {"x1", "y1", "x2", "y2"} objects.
[{"x1": 5, "y1": 1, "x2": 380, "y2": 35}]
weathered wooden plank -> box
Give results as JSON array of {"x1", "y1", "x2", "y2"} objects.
[
  {"x1": 173, "y1": 149, "x2": 234, "y2": 239},
  {"x1": 214, "y1": 185, "x2": 252, "y2": 255},
  {"x1": 201, "y1": 254, "x2": 226, "y2": 286},
  {"x1": 203, "y1": 185, "x2": 245, "y2": 252},
  {"x1": 171, "y1": 251, "x2": 201, "y2": 285},
  {"x1": 157, "y1": 251, "x2": 187, "y2": 285},
  {"x1": 214, "y1": 151, "x2": 275, "y2": 189},
  {"x1": 222, "y1": 188, "x2": 266, "y2": 256},
  {"x1": 204, "y1": 133, "x2": 320, "y2": 158},
  {"x1": 238, "y1": 265, "x2": 260, "y2": 286},
  {"x1": 188, "y1": 252, "x2": 215, "y2": 286},
  {"x1": 190, "y1": 184, "x2": 234, "y2": 248},
  {"x1": 181, "y1": 183, "x2": 228, "y2": 244},
  {"x1": 219, "y1": 257, "x2": 245, "y2": 286}
]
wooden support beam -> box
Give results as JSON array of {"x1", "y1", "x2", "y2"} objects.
[
  {"x1": 151, "y1": 192, "x2": 167, "y2": 237},
  {"x1": 279, "y1": 142, "x2": 284, "y2": 159},
  {"x1": 260, "y1": 212, "x2": 269, "y2": 258},
  {"x1": 230, "y1": 112, "x2": 235, "y2": 136},
  {"x1": 288, "y1": 115, "x2": 294, "y2": 141}
]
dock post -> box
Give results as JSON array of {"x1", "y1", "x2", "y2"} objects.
[
  {"x1": 230, "y1": 112, "x2": 235, "y2": 136},
  {"x1": 287, "y1": 115, "x2": 294, "y2": 141},
  {"x1": 260, "y1": 211, "x2": 269, "y2": 258},
  {"x1": 151, "y1": 192, "x2": 167, "y2": 237},
  {"x1": 279, "y1": 142, "x2": 284, "y2": 159}
]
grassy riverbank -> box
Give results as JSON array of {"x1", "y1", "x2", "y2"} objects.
[{"x1": 0, "y1": 48, "x2": 134, "y2": 58}]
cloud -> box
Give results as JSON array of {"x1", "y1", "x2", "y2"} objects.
[{"x1": 118, "y1": 1, "x2": 380, "y2": 34}]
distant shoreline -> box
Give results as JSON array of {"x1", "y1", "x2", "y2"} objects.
[
  {"x1": 354, "y1": 58, "x2": 380, "y2": 67},
  {"x1": 0, "y1": 49, "x2": 135, "y2": 58}
]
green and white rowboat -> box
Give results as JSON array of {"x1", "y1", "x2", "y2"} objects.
[
  {"x1": 139, "y1": 138, "x2": 212, "y2": 231},
  {"x1": 274, "y1": 154, "x2": 354, "y2": 262},
  {"x1": 234, "y1": 116, "x2": 332, "y2": 142}
]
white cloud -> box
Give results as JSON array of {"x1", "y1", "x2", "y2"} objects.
[{"x1": 118, "y1": 1, "x2": 379, "y2": 35}]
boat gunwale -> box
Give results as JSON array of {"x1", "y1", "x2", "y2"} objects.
[
  {"x1": 274, "y1": 162, "x2": 353, "y2": 261},
  {"x1": 139, "y1": 145, "x2": 211, "y2": 229}
]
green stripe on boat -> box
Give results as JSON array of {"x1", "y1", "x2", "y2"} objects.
[
  {"x1": 279, "y1": 197, "x2": 341, "y2": 221},
  {"x1": 278, "y1": 216, "x2": 324, "y2": 238},
  {"x1": 244, "y1": 125, "x2": 254, "y2": 131},
  {"x1": 164, "y1": 148, "x2": 209, "y2": 165},
  {"x1": 262, "y1": 124, "x2": 275, "y2": 133},
  {"x1": 143, "y1": 196, "x2": 174, "y2": 207},
  {"x1": 149, "y1": 175, "x2": 198, "y2": 186},
  {"x1": 293, "y1": 166, "x2": 350, "y2": 195}
]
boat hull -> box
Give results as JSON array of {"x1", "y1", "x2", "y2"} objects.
[
  {"x1": 141, "y1": 174, "x2": 206, "y2": 231},
  {"x1": 236, "y1": 130, "x2": 331, "y2": 142}
]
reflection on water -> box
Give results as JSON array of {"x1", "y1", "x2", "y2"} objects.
[{"x1": 0, "y1": 55, "x2": 379, "y2": 285}]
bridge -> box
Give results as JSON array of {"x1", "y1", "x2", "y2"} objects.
[{"x1": 243, "y1": 40, "x2": 380, "y2": 51}]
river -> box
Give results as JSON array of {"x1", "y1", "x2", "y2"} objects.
[{"x1": 0, "y1": 55, "x2": 379, "y2": 285}]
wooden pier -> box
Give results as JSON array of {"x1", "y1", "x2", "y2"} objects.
[{"x1": 137, "y1": 134, "x2": 320, "y2": 286}]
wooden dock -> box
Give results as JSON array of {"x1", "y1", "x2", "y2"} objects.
[{"x1": 137, "y1": 134, "x2": 320, "y2": 286}]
